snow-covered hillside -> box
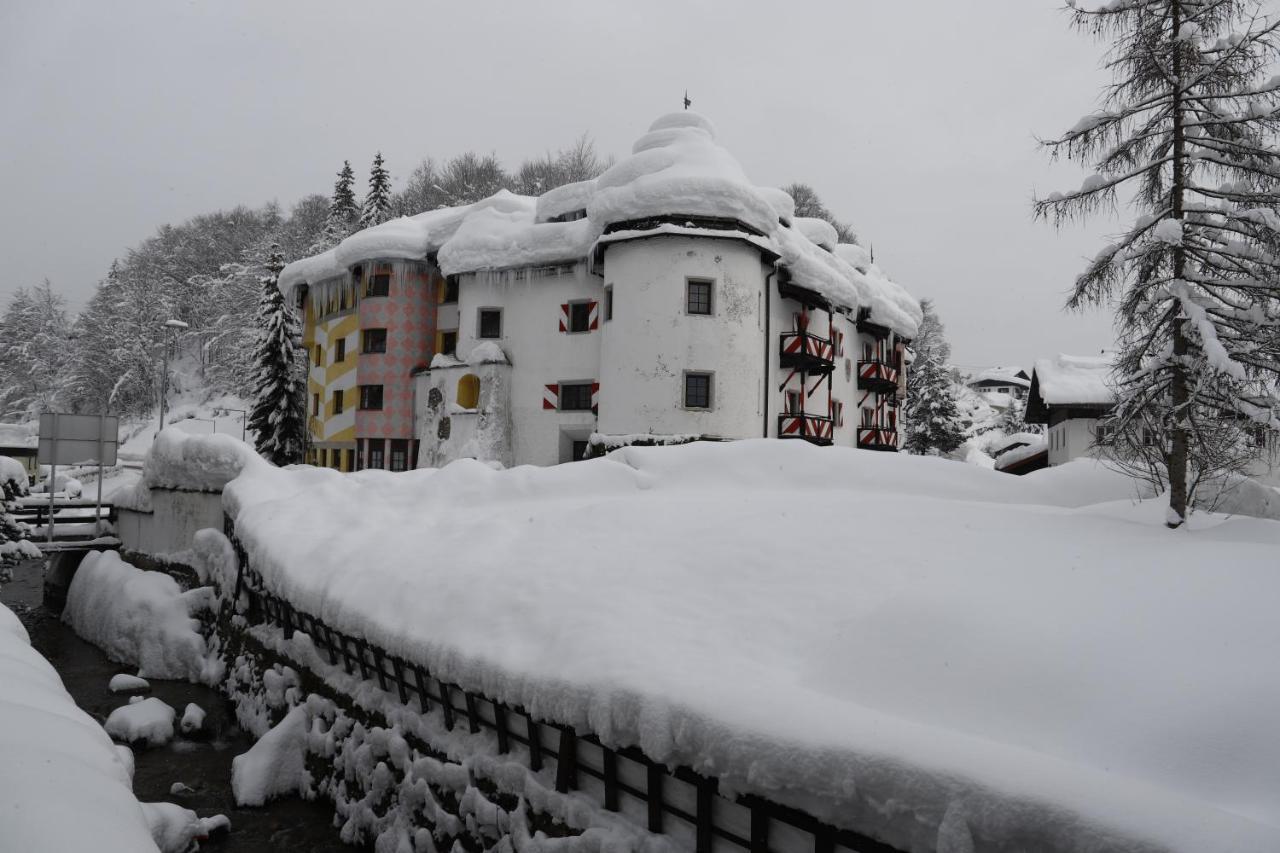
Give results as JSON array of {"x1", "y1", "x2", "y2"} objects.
[{"x1": 224, "y1": 439, "x2": 1280, "y2": 853}]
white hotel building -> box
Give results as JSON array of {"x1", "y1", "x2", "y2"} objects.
[{"x1": 281, "y1": 112, "x2": 921, "y2": 469}]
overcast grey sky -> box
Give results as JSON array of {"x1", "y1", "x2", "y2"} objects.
[{"x1": 0, "y1": 0, "x2": 1126, "y2": 369}]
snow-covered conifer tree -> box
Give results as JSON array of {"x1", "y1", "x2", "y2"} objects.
[
  {"x1": 359, "y1": 152, "x2": 392, "y2": 229},
  {"x1": 316, "y1": 161, "x2": 360, "y2": 250},
  {"x1": 903, "y1": 299, "x2": 966, "y2": 456},
  {"x1": 1036, "y1": 0, "x2": 1280, "y2": 526},
  {"x1": 996, "y1": 393, "x2": 1028, "y2": 436},
  {"x1": 0, "y1": 466, "x2": 38, "y2": 573},
  {"x1": 249, "y1": 246, "x2": 306, "y2": 466}
]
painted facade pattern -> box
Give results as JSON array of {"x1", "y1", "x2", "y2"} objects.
[{"x1": 355, "y1": 260, "x2": 437, "y2": 439}]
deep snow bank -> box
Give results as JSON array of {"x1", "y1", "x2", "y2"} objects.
[
  {"x1": 63, "y1": 550, "x2": 220, "y2": 682},
  {"x1": 0, "y1": 602, "x2": 160, "y2": 852},
  {"x1": 141, "y1": 427, "x2": 264, "y2": 493},
  {"x1": 224, "y1": 440, "x2": 1280, "y2": 853}
]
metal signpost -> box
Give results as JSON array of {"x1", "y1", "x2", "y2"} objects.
[{"x1": 37, "y1": 413, "x2": 119, "y2": 544}]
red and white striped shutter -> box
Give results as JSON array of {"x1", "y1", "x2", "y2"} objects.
[
  {"x1": 591, "y1": 381, "x2": 600, "y2": 414},
  {"x1": 558, "y1": 304, "x2": 570, "y2": 333},
  {"x1": 588, "y1": 301, "x2": 599, "y2": 331},
  {"x1": 543, "y1": 383, "x2": 559, "y2": 410}
]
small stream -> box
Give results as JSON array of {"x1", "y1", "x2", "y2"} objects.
[{"x1": 1, "y1": 558, "x2": 357, "y2": 852}]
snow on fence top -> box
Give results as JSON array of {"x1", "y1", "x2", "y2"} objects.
[
  {"x1": 1032, "y1": 354, "x2": 1116, "y2": 406},
  {"x1": 279, "y1": 112, "x2": 922, "y2": 338},
  {"x1": 141, "y1": 427, "x2": 265, "y2": 493},
  {"x1": 223, "y1": 439, "x2": 1280, "y2": 853},
  {"x1": 0, "y1": 603, "x2": 160, "y2": 852}
]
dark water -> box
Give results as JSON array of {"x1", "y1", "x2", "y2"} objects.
[{"x1": 1, "y1": 559, "x2": 355, "y2": 852}]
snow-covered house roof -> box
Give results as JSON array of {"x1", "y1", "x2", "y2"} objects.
[
  {"x1": 279, "y1": 112, "x2": 922, "y2": 338},
  {"x1": 0, "y1": 422, "x2": 38, "y2": 450},
  {"x1": 1026, "y1": 354, "x2": 1116, "y2": 424},
  {"x1": 969, "y1": 366, "x2": 1030, "y2": 388}
]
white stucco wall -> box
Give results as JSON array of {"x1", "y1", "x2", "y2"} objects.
[
  {"x1": 1047, "y1": 417, "x2": 1103, "y2": 466},
  {"x1": 599, "y1": 236, "x2": 769, "y2": 440},
  {"x1": 450, "y1": 265, "x2": 603, "y2": 466}
]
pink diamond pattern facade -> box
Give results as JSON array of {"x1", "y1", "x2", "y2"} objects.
[{"x1": 356, "y1": 261, "x2": 438, "y2": 439}]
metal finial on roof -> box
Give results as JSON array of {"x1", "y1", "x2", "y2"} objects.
[{"x1": 683, "y1": 90, "x2": 692, "y2": 110}]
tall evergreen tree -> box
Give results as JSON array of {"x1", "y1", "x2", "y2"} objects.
[
  {"x1": 317, "y1": 160, "x2": 360, "y2": 250},
  {"x1": 996, "y1": 393, "x2": 1029, "y2": 436},
  {"x1": 359, "y1": 152, "x2": 393, "y2": 229},
  {"x1": 1036, "y1": 0, "x2": 1280, "y2": 527},
  {"x1": 903, "y1": 299, "x2": 966, "y2": 455},
  {"x1": 248, "y1": 246, "x2": 306, "y2": 466}
]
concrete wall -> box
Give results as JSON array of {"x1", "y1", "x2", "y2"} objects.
[{"x1": 116, "y1": 488, "x2": 223, "y2": 558}]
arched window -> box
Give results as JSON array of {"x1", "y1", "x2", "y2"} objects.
[{"x1": 457, "y1": 374, "x2": 480, "y2": 409}]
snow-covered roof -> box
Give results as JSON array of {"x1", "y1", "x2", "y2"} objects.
[
  {"x1": 1033, "y1": 355, "x2": 1115, "y2": 405},
  {"x1": 970, "y1": 366, "x2": 1030, "y2": 387},
  {"x1": 223, "y1": 440, "x2": 1280, "y2": 852},
  {"x1": 279, "y1": 112, "x2": 921, "y2": 338},
  {"x1": 994, "y1": 434, "x2": 1048, "y2": 471},
  {"x1": 1026, "y1": 354, "x2": 1115, "y2": 424},
  {"x1": 535, "y1": 179, "x2": 596, "y2": 223},
  {"x1": 437, "y1": 207, "x2": 596, "y2": 277},
  {"x1": 793, "y1": 216, "x2": 839, "y2": 249},
  {"x1": 0, "y1": 423, "x2": 38, "y2": 449}
]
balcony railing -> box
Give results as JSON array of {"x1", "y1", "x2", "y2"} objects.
[
  {"x1": 857, "y1": 427, "x2": 899, "y2": 452},
  {"x1": 857, "y1": 359, "x2": 900, "y2": 392},
  {"x1": 780, "y1": 331, "x2": 835, "y2": 372},
  {"x1": 778, "y1": 412, "x2": 834, "y2": 445}
]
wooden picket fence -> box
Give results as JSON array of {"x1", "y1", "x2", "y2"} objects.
[{"x1": 224, "y1": 519, "x2": 901, "y2": 853}]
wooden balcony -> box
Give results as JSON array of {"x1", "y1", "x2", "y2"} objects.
[
  {"x1": 780, "y1": 331, "x2": 835, "y2": 372},
  {"x1": 857, "y1": 359, "x2": 899, "y2": 393},
  {"x1": 857, "y1": 427, "x2": 899, "y2": 452},
  {"x1": 778, "y1": 413, "x2": 834, "y2": 445}
]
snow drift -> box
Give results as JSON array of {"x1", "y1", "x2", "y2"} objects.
[
  {"x1": 63, "y1": 550, "x2": 220, "y2": 683},
  {"x1": 0, "y1": 602, "x2": 160, "y2": 852},
  {"x1": 224, "y1": 440, "x2": 1280, "y2": 853}
]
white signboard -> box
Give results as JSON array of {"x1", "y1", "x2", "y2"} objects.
[{"x1": 37, "y1": 413, "x2": 119, "y2": 467}]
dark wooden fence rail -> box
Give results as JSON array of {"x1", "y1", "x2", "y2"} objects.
[{"x1": 223, "y1": 517, "x2": 900, "y2": 853}]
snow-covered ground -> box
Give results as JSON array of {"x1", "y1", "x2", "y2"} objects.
[{"x1": 223, "y1": 439, "x2": 1280, "y2": 853}]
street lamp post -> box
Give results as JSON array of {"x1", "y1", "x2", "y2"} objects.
[{"x1": 157, "y1": 319, "x2": 189, "y2": 435}]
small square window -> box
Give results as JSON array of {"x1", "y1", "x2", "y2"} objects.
[
  {"x1": 333, "y1": 389, "x2": 344, "y2": 415},
  {"x1": 312, "y1": 393, "x2": 320, "y2": 416},
  {"x1": 362, "y1": 328, "x2": 387, "y2": 354},
  {"x1": 687, "y1": 279, "x2": 713, "y2": 315},
  {"x1": 442, "y1": 278, "x2": 460, "y2": 304},
  {"x1": 314, "y1": 344, "x2": 323, "y2": 366},
  {"x1": 478, "y1": 308, "x2": 502, "y2": 339},
  {"x1": 368, "y1": 440, "x2": 385, "y2": 470},
  {"x1": 335, "y1": 337, "x2": 346, "y2": 363},
  {"x1": 367, "y1": 270, "x2": 390, "y2": 297},
  {"x1": 684, "y1": 372, "x2": 712, "y2": 409},
  {"x1": 439, "y1": 330, "x2": 457, "y2": 356},
  {"x1": 559, "y1": 382, "x2": 594, "y2": 411},
  {"x1": 568, "y1": 301, "x2": 591, "y2": 333},
  {"x1": 604, "y1": 286, "x2": 614, "y2": 321},
  {"x1": 359, "y1": 385, "x2": 383, "y2": 410}
]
